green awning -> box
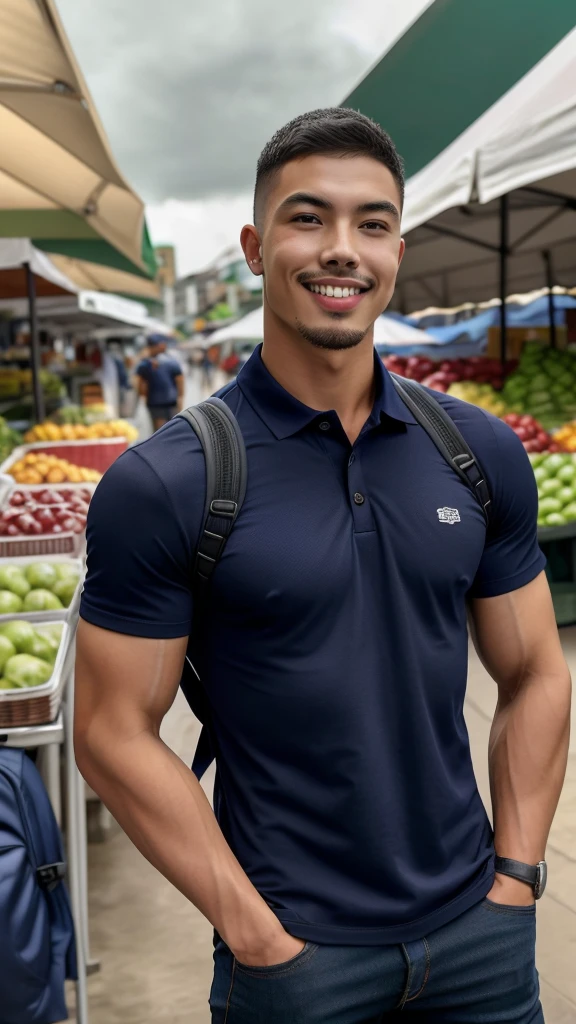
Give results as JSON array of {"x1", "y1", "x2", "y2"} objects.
[
  {"x1": 0, "y1": 210, "x2": 156, "y2": 279},
  {"x1": 342, "y1": 0, "x2": 576, "y2": 178}
]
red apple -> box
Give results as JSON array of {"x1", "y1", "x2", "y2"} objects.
[
  {"x1": 6, "y1": 524, "x2": 19, "y2": 536},
  {"x1": 10, "y1": 491, "x2": 25, "y2": 506},
  {"x1": 514, "y1": 426, "x2": 529, "y2": 441}
]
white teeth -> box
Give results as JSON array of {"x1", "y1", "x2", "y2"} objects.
[
  {"x1": 342, "y1": 287, "x2": 350, "y2": 298},
  {"x1": 326, "y1": 285, "x2": 334, "y2": 297},
  {"x1": 320, "y1": 285, "x2": 326, "y2": 295},
  {"x1": 333, "y1": 286, "x2": 343, "y2": 298},
  {"x1": 308, "y1": 283, "x2": 363, "y2": 297}
]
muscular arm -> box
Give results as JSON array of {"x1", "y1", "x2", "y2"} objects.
[
  {"x1": 74, "y1": 620, "x2": 304, "y2": 964},
  {"x1": 469, "y1": 571, "x2": 571, "y2": 902}
]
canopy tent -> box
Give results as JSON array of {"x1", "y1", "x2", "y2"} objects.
[
  {"x1": 207, "y1": 306, "x2": 440, "y2": 347},
  {"x1": 342, "y1": 0, "x2": 576, "y2": 179},
  {"x1": 0, "y1": 0, "x2": 154, "y2": 279},
  {"x1": 391, "y1": 26, "x2": 576, "y2": 359},
  {"x1": 47, "y1": 253, "x2": 161, "y2": 301},
  {"x1": 0, "y1": 290, "x2": 172, "y2": 335}
]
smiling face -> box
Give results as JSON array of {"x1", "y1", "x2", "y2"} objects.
[{"x1": 244, "y1": 153, "x2": 404, "y2": 351}]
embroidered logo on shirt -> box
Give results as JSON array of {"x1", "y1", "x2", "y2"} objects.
[{"x1": 437, "y1": 507, "x2": 461, "y2": 524}]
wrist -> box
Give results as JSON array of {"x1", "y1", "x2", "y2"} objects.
[{"x1": 490, "y1": 872, "x2": 536, "y2": 905}]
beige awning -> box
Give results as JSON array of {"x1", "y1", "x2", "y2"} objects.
[
  {"x1": 0, "y1": 0, "x2": 147, "y2": 273},
  {"x1": 48, "y1": 254, "x2": 161, "y2": 301}
]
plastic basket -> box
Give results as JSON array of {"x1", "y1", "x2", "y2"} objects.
[
  {"x1": 0, "y1": 617, "x2": 74, "y2": 728},
  {"x1": 0, "y1": 531, "x2": 79, "y2": 559},
  {"x1": 0, "y1": 554, "x2": 84, "y2": 623},
  {"x1": 0, "y1": 437, "x2": 127, "y2": 475}
]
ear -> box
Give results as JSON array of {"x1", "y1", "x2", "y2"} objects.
[
  {"x1": 397, "y1": 238, "x2": 406, "y2": 268},
  {"x1": 241, "y1": 225, "x2": 263, "y2": 276}
]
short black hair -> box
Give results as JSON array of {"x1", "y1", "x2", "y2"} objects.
[{"x1": 253, "y1": 107, "x2": 404, "y2": 227}]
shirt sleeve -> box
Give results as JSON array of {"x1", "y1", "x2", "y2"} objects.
[
  {"x1": 80, "y1": 448, "x2": 194, "y2": 638},
  {"x1": 135, "y1": 359, "x2": 148, "y2": 379},
  {"x1": 470, "y1": 416, "x2": 546, "y2": 599}
]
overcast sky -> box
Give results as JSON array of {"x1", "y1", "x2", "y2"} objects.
[{"x1": 56, "y1": 0, "x2": 432, "y2": 276}]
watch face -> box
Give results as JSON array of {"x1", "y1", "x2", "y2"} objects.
[{"x1": 535, "y1": 861, "x2": 547, "y2": 900}]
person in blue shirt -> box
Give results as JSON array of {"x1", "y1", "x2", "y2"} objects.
[
  {"x1": 136, "y1": 335, "x2": 184, "y2": 431},
  {"x1": 75, "y1": 109, "x2": 571, "y2": 1023}
]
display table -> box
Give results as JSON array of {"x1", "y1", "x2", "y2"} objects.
[{"x1": 538, "y1": 520, "x2": 576, "y2": 627}]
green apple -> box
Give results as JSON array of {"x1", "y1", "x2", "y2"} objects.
[
  {"x1": 557, "y1": 463, "x2": 576, "y2": 483},
  {"x1": 541, "y1": 478, "x2": 563, "y2": 495},
  {"x1": 539, "y1": 497, "x2": 563, "y2": 517},
  {"x1": 0, "y1": 634, "x2": 16, "y2": 673},
  {"x1": 543, "y1": 454, "x2": 570, "y2": 474},
  {"x1": 561, "y1": 502, "x2": 576, "y2": 522},
  {"x1": 545, "y1": 512, "x2": 567, "y2": 527},
  {"x1": 557, "y1": 487, "x2": 576, "y2": 506},
  {"x1": 0, "y1": 590, "x2": 23, "y2": 614},
  {"x1": 0, "y1": 566, "x2": 30, "y2": 599},
  {"x1": 533, "y1": 466, "x2": 549, "y2": 485}
]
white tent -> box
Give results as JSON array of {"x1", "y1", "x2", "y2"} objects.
[
  {"x1": 395, "y1": 26, "x2": 576, "y2": 315},
  {"x1": 0, "y1": 237, "x2": 78, "y2": 294},
  {"x1": 208, "y1": 306, "x2": 440, "y2": 347}
]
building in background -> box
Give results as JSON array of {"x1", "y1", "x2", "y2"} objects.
[
  {"x1": 154, "y1": 245, "x2": 177, "y2": 326},
  {"x1": 173, "y1": 247, "x2": 262, "y2": 335}
]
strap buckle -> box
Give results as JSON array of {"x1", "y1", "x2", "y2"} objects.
[
  {"x1": 209, "y1": 499, "x2": 237, "y2": 518},
  {"x1": 36, "y1": 862, "x2": 66, "y2": 892}
]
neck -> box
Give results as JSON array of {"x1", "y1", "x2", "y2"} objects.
[{"x1": 260, "y1": 304, "x2": 376, "y2": 444}]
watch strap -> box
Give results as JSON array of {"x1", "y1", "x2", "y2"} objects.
[{"x1": 494, "y1": 856, "x2": 538, "y2": 887}]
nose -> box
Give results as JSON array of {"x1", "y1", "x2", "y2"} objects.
[{"x1": 319, "y1": 223, "x2": 360, "y2": 270}]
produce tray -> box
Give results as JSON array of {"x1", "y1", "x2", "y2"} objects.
[
  {"x1": 0, "y1": 554, "x2": 84, "y2": 624},
  {"x1": 0, "y1": 437, "x2": 127, "y2": 475},
  {"x1": 538, "y1": 521, "x2": 576, "y2": 543},
  {"x1": 0, "y1": 617, "x2": 74, "y2": 728},
  {"x1": 0, "y1": 531, "x2": 79, "y2": 559}
]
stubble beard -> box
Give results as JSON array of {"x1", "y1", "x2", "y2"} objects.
[{"x1": 295, "y1": 317, "x2": 369, "y2": 351}]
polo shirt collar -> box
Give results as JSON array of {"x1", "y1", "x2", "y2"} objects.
[{"x1": 236, "y1": 344, "x2": 416, "y2": 440}]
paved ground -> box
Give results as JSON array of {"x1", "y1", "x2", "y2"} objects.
[{"x1": 64, "y1": 371, "x2": 576, "y2": 1022}]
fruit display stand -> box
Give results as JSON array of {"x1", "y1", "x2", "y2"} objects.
[
  {"x1": 1, "y1": 436, "x2": 127, "y2": 475},
  {"x1": 538, "y1": 519, "x2": 576, "y2": 627},
  {"x1": 0, "y1": 554, "x2": 84, "y2": 624}
]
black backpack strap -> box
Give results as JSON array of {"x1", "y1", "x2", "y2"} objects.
[
  {"x1": 177, "y1": 396, "x2": 247, "y2": 780},
  {"x1": 390, "y1": 373, "x2": 492, "y2": 525}
]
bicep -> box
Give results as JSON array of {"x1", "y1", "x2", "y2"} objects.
[
  {"x1": 469, "y1": 571, "x2": 562, "y2": 697},
  {"x1": 75, "y1": 621, "x2": 188, "y2": 746}
]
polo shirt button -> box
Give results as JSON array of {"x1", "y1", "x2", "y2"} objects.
[
  {"x1": 319, "y1": 421, "x2": 330, "y2": 431},
  {"x1": 353, "y1": 492, "x2": 365, "y2": 505}
]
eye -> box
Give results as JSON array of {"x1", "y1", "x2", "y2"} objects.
[
  {"x1": 291, "y1": 214, "x2": 321, "y2": 224},
  {"x1": 361, "y1": 221, "x2": 389, "y2": 232}
]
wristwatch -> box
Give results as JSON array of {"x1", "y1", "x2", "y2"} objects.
[{"x1": 494, "y1": 856, "x2": 547, "y2": 899}]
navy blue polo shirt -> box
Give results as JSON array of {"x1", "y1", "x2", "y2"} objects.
[
  {"x1": 81, "y1": 346, "x2": 545, "y2": 945},
  {"x1": 136, "y1": 353, "x2": 182, "y2": 407}
]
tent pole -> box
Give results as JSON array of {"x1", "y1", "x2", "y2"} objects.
[
  {"x1": 499, "y1": 194, "x2": 509, "y2": 367},
  {"x1": 542, "y1": 250, "x2": 557, "y2": 348},
  {"x1": 24, "y1": 262, "x2": 45, "y2": 423}
]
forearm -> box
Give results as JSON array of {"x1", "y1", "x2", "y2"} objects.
[
  {"x1": 176, "y1": 376, "x2": 184, "y2": 411},
  {"x1": 489, "y1": 666, "x2": 571, "y2": 862},
  {"x1": 76, "y1": 726, "x2": 280, "y2": 954}
]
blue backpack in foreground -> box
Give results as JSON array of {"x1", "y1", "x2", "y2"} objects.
[
  {"x1": 178, "y1": 383, "x2": 492, "y2": 780},
  {"x1": 0, "y1": 747, "x2": 77, "y2": 1024}
]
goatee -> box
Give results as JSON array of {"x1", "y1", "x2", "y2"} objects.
[{"x1": 295, "y1": 319, "x2": 368, "y2": 351}]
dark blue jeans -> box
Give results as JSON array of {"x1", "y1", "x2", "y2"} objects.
[{"x1": 209, "y1": 897, "x2": 543, "y2": 1023}]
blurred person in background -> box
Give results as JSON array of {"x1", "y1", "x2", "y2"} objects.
[
  {"x1": 135, "y1": 334, "x2": 184, "y2": 431},
  {"x1": 76, "y1": 109, "x2": 570, "y2": 1023}
]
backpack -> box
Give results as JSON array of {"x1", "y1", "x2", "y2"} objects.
[
  {"x1": 0, "y1": 747, "x2": 77, "y2": 1024},
  {"x1": 178, "y1": 380, "x2": 492, "y2": 781}
]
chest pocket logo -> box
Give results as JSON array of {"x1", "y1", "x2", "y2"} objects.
[{"x1": 437, "y1": 507, "x2": 461, "y2": 525}]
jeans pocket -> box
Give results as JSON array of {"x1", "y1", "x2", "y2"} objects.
[
  {"x1": 482, "y1": 898, "x2": 536, "y2": 915},
  {"x1": 235, "y1": 941, "x2": 319, "y2": 977}
]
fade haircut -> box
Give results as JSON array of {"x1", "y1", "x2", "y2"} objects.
[{"x1": 253, "y1": 107, "x2": 404, "y2": 228}]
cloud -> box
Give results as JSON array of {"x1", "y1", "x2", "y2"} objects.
[{"x1": 56, "y1": 0, "x2": 430, "y2": 203}]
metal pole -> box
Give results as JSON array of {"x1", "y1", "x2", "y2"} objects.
[
  {"x1": 24, "y1": 262, "x2": 45, "y2": 423},
  {"x1": 543, "y1": 250, "x2": 557, "y2": 348},
  {"x1": 499, "y1": 194, "x2": 509, "y2": 366}
]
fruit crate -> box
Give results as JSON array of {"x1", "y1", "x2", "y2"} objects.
[
  {"x1": 0, "y1": 437, "x2": 127, "y2": 475},
  {"x1": 0, "y1": 554, "x2": 84, "y2": 624},
  {"x1": 0, "y1": 529, "x2": 79, "y2": 560},
  {"x1": 539, "y1": 519, "x2": 576, "y2": 627},
  {"x1": 0, "y1": 616, "x2": 75, "y2": 728}
]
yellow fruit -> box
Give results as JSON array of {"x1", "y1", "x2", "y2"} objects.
[
  {"x1": 23, "y1": 469, "x2": 43, "y2": 484},
  {"x1": 80, "y1": 468, "x2": 92, "y2": 481},
  {"x1": 46, "y1": 467, "x2": 66, "y2": 483},
  {"x1": 24, "y1": 453, "x2": 38, "y2": 465},
  {"x1": 11, "y1": 460, "x2": 26, "y2": 474},
  {"x1": 13, "y1": 471, "x2": 28, "y2": 483}
]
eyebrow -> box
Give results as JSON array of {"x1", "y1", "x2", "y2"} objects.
[{"x1": 278, "y1": 192, "x2": 400, "y2": 221}]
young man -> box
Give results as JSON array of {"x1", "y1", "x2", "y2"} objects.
[
  {"x1": 75, "y1": 109, "x2": 571, "y2": 1022},
  {"x1": 136, "y1": 334, "x2": 184, "y2": 430}
]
